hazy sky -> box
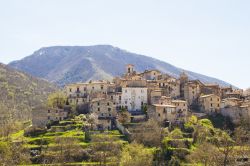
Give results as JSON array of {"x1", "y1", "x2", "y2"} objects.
[{"x1": 0, "y1": 0, "x2": 249, "y2": 89}]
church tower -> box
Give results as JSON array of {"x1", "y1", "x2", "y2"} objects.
[
  {"x1": 126, "y1": 64, "x2": 135, "y2": 75},
  {"x1": 180, "y1": 71, "x2": 188, "y2": 98}
]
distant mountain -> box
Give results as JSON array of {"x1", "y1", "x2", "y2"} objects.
[
  {"x1": 9, "y1": 45, "x2": 233, "y2": 87},
  {"x1": 0, "y1": 63, "x2": 57, "y2": 122}
]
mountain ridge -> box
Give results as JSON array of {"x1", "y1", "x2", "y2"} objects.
[{"x1": 9, "y1": 45, "x2": 234, "y2": 87}]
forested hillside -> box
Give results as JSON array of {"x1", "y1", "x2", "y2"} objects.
[{"x1": 0, "y1": 63, "x2": 58, "y2": 122}]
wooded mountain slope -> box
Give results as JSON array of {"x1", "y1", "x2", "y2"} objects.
[{"x1": 0, "y1": 63, "x2": 58, "y2": 122}]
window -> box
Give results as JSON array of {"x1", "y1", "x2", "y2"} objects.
[
  {"x1": 48, "y1": 110, "x2": 50, "y2": 113},
  {"x1": 98, "y1": 108, "x2": 100, "y2": 111},
  {"x1": 101, "y1": 86, "x2": 104, "y2": 90},
  {"x1": 211, "y1": 98, "x2": 213, "y2": 101},
  {"x1": 158, "y1": 113, "x2": 161, "y2": 117},
  {"x1": 211, "y1": 103, "x2": 213, "y2": 107},
  {"x1": 56, "y1": 110, "x2": 58, "y2": 113},
  {"x1": 92, "y1": 87, "x2": 94, "y2": 90},
  {"x1": 111, "y1": 96, "x2": 113, "y2": 100},
  {"x1": 97, "y1": 102, "x2": 100, "y2": 106},
  {"x1": 69, "y1": 88, "x2": 72, "y2": 92},
  {"x1": 77, "y1": 87, "x2": 80, "y2": 92},
  {"x1": 107, "y1": 102, "x2": 110, "y2": 106},
  {"x1": 163, "y1": 108, "x2": 166, "y2": 113},
  {"x1": 119, "y1": 96, "x2": 121, "y2": 100},
  {"x1": 108, "y1": 108, "x2": 111, "y2": 111},
  {"x1": 109, "y1": 114, "x2": 111, "y2": 117},
  {"x1": 48, "y1": 116, "x2": 50, "y2": 120},
  {"x1": 217, "y1": 104, "x2": 220, "y2": 107},
  {"x1": 84, "y1": 87, "x2": 87, "y2": 91}
]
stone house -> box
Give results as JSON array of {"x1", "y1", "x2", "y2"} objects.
[
  {"x1": 90, "y1": 98, "x2": 117, "y2": 130},
  {"x1": 32, "y1": 106, "x2": 69, "y2": 128},
  {"x1": 121, "y1": 87, "x2": 148, "y2": 112},
  {"x1": 148, "y1": 104, "x2": 177, "y2": 125},
  {"x1": 201, "y1": 84, "x2": 221, "y2": 96},
  {"x1": 184, "y1": 80, "x2": 203, "y2": 105},
  {"x1": 90, "y1": 98, "x2": 117, "y2": 118},
  {"x1": 199, "y1": 94, "x2": 221, "y2": 114},
  {"x1": 66, "y1": 80, "x2": 110, "y2": 105}
]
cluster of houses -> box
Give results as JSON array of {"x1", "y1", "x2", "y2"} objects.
[{"x1": 32, "y1": 64, "x2": 250, "y2": 129}]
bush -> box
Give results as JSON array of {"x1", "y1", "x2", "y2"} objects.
[
  {"x1": 24, "y1": 126, "x2": 46, "y2": 137},
  {"x1": 28, "y1": 138, "x2": 50, "y2": 145}
]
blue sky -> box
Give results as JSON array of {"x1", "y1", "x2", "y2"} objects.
[{"x1": 0, "y1": 0, "x2": 249, "y2": 89}]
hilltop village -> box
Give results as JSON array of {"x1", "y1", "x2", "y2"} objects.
[{"x1": 32, "y1": 64, "x2": 250, "y2": 130}]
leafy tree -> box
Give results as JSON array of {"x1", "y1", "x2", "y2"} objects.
[
  {"x1": 0, "y1": 141, "x2": 31, "y2": 165},
  {"x1": 131, "y1": 119, "x2": 164, "y2": 147},
  {"x1": 90, "y1": 135, "x2": 122, "y2": 165},
  {"x1": 212, "y1": 130, "x2": 235, "y2": 166},
  {"x1": 120, "y1": 142, "x2": 154, "y2": 166},
  {"x1": 187, "y1": 142, "x2": 221, "y2": 166},
  {"x1": 47, "y1": 91, "x2": 66, "y2": 108},
  {"x1": 118, "y1": 107, "x2": 130, "y2": 124}
]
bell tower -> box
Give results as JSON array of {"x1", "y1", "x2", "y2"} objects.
[
  {"x1": 180, "y1": 71, "x2": 188, "y2": 98},
  {"x1": 126, "y1": 64, "x2": 134, "y2": 75}
]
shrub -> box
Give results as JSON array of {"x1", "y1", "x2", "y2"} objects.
[{"x1": 24, "y1": 126, "x2": 46, "y2": 137}]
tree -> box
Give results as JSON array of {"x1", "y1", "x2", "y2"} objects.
[
  {"x1": 47, "y1": 91, "x2": 66, "y2": 108},
  {"x1": 131, "y1": 119, "x2": 164, "y2": 147},
  {"x1": 187, "y1": 142, "x2": 221, "y2": 166},
  {"x1": 90, "y1": 135, "x2": 122, "y2": 165},
  {"x1": 86, "y1": 113, "x2": 98, "y2": 130},
  {"x1": 212, "y1": 130, "x2": 235, "y2": 166},
  {"x1": 118, "y1": 108, "x2": 130, "y2": 124},
  {"x1": 52, "y1": 137, "x2": 83, "y2": 163},
  {"x1": 120, "y1": 142, "x2": 154, "y2": 166},
  {"x1": 0, "y1": 141, "x2": 31, "y2": 165}
]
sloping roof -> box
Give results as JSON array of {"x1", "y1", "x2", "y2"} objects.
[
  {"x1": 153, "y1": 104, "x2": 176, "y2": 108},
  {"x1": 200, "y1": 94, "x2": 218, "y2": 98}
]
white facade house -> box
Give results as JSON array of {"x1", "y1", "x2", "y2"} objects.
[{"x1": 121, "y1": 87, "x2": 148, "y2": 111}]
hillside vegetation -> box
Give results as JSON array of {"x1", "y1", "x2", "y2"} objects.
[
  {"x1": 9, "y1": 45, "x2": 233, "y2": 87},
  {"x1": 0, "y1": 63, "x2": 58, "y2": 122}
]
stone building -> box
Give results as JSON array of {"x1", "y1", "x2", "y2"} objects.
[
  {"x1": 90, "y1": 98, "x2": 117, "y2": 130},
  {"x1": 201, "y1": 84, "x2": 221, "y2": 96},
  {"x1": 184, "y1": 80, "x2": 203, "y2": 105},
  {"x1": 148, "y1": 104, "x2": 177, "y2": 125},
  {"x1": 199, "y1": 94, "x2": 221, "y2": 114},
  {"x1": 90, "y1": 98, "x2": 117, "y2": 118},
  {"x1": 121, "y1": 87, "x2": 148, "y2": 112},
  {"x1": 66, "y1": 80, "x2": 110, "y2": 105},
  {"x1": 32, "y1": 106, "x2": 69, "y2": 128}
]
